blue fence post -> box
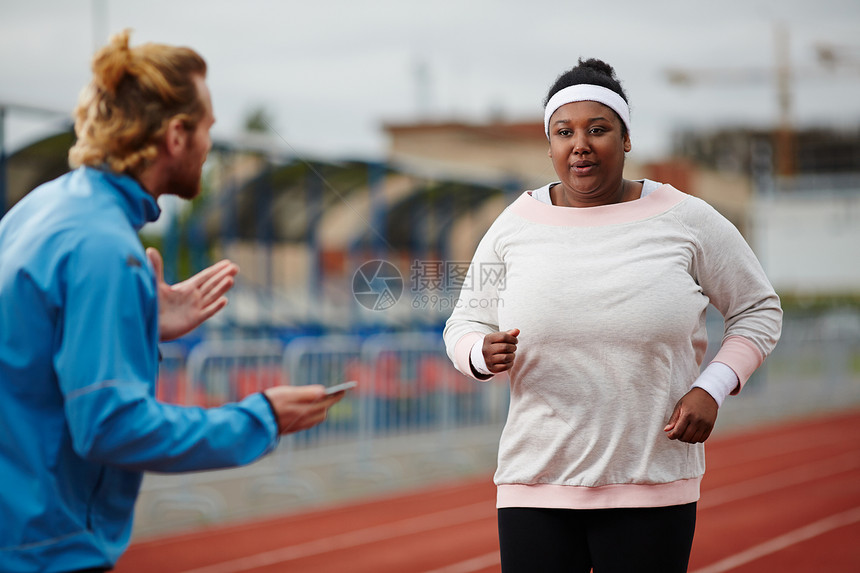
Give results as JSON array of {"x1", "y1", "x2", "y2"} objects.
[
  {"x1": 368, "y1": 161, "x2": 388, "y2": 258},
  {"x1": 0, "y1": 106, "x2": 7, "y2": 217},
  {"x1": 306, "y1": 164, "x2": 323, "y2": 324}
]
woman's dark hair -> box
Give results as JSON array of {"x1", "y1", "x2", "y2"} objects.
[{"x1": 544, "y1": 58, "x2": 629, "y2": 135}]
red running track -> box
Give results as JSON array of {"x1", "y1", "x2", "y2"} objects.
[{"x1": 117, "y1": 409, "x2": 860, "y2": 573}]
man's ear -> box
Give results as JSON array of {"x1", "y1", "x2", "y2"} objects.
[{"x1": 164, "y1": 117, "x2": 188, "y2": 157}]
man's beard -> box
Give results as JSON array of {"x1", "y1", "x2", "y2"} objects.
[{"x1": 169, "y1": 160, "x2": 202, "y2": 200}]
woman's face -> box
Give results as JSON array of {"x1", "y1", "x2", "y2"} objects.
[{"x1": 547, "y1": 99, "x2": 631, "y2": 207}]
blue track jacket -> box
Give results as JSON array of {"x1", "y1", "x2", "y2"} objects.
[{"x1": 0, "y1": 168, "x2": 279, "y2": 572}]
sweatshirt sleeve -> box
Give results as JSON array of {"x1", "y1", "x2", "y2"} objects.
[
  {"x1": 683, "y1": 200, "x2": 783, "y2": 392},
  {"x1": 442, "y1": 217, "x2": 507, "y2": 380},
  {"x1": 54, "y1": 234, "x2": 279, "y2": 472}
]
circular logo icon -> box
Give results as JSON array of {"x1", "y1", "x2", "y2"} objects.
[{"x1": 352, "y1": 260, "x2": 403, "y2": 311}]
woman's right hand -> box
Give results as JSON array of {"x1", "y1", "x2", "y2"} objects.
[{"x1": 482, "y1": 328, "x2": 520, "y2": 373}]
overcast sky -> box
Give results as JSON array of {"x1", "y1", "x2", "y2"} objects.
[{"x1": 2, "y1": 0, "x2": 859, "y2": 163}]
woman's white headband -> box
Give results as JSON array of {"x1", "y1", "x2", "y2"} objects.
[{"x1": 543, "y1": 84, "x2": 631, "y2": 139}]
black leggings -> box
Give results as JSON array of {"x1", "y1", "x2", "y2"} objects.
[{"x1": 498, "y1": 503, "x2": 696, "y2": 573}]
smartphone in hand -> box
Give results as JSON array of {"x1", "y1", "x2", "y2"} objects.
[{"x1": 324, "y1": 381, "x2": 357, "y2": 395}]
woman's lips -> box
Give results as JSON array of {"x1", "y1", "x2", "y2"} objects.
[{"x1": 571, "y1": 161, "x2": 596, "y2": 175}]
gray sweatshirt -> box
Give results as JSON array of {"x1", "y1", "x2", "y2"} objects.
[{"x1": 443, "y1": 183, "x2": 782, "y2": 509}]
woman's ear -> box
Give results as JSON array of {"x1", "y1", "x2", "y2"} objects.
[{"x1": 623, "y1": 132, "x2": 632, "y2": 153}]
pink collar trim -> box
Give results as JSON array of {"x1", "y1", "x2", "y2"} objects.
[{"x1": 512, "y1": 184, "x2": 687, "y2": 227}]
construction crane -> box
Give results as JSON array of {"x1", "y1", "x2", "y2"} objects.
[
  {"x1": 665, "y1": 23, "x2": 798, "y2": 177},
  {"x1": 815, "y1": 42, "x2": 860, "y2": 73}
]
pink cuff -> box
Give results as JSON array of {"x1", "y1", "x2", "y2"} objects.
[
  {"x1": 711, "y1": 335, "x2": 765, "y2": 393},
  {"x1": 453, "y1": 332, "x2": 488, "y2": 380}
]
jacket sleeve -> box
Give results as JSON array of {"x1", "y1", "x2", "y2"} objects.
[
  {"x1": 54, "y1": 234, "x2": 278, "y2": 472},
  {"x1": 442, "y1": 218, "x2": 506, "y2": 380},
  {"x1": 684, "y1": 200, "x2": 783, "y2": 392}
]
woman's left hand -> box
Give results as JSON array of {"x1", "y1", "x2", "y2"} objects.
[
  {"x1": 147, "y1": 248, "x2": 239, "y2": 342},
  {"x1": 663, "y1": 388, "x2": 718, "y2": 443}
]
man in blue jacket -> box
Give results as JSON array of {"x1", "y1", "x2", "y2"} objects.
[{"x1": 0, "y1": 30, "x2": 344, "y2": 572}]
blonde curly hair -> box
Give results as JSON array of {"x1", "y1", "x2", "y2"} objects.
[{"x1": 69, "y1": 29, "x2": 207, "y2": 176}]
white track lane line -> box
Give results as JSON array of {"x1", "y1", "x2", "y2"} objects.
[
  {"x1": 705, "y1": 428, "x2": 848, "y2": 473},
  {"x1": 698, "y1": 451, "x2": 860, "y2": 509},
  {"x1": 690, "y1": 506, "x2": 860, "y2": 573},
  {"x1": 424, "y1": 451, "x2": 860, "y2": 573},
  {"x1": 421, "y1": 551, "x2": 500, "y2": 573},
  {"x1": 177, "y1": 502, "x2": 493, "y2": 573},
  {"x1": 179, "y1": 447, "x2": 860, "y2": 573}
]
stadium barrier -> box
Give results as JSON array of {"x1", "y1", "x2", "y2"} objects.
[
  {"x1": 157, "y1": 333, "x2": 506, "y2": 444},
  {"x1": 142, "y1": 332, "x2": 509, "y2": 527}
]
